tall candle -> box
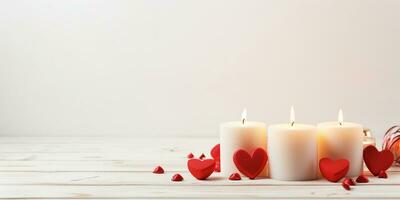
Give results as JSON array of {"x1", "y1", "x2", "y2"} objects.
[
  {"x1": 220, "y1": 109, "x2": 267, "y2": 177},
  {"x1": 318, "y1": 110, "x2": 364, "y2": 177},
  {"x1": 268, "y1": 107, "x2": 318, "y2": 181}
]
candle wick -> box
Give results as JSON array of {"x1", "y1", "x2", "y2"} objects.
[
  {"x1": 242, "y1": 118, "x2": 245, "y2": 125},
  {"x1": 291, "y1": 121, "x2": 294, "y2": 126},
  {"x1": 339, "y1": 122, "x2": 343, "y2": 126}
]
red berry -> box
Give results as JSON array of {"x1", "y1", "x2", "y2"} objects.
[
  {"x1": 343, "y1": 178, "x2": 356, "y2": 186},
  {"x1": 356, "y1": 175, "x2": 369, "y2": 183},
  {"x1": 171, "y1": 173, "x2": 184, "y2": 181},
  {"x1": 152, "y1": 166, "x2": 164, "y2": 174},
  {"x1": 341, "y1": 182, "x2": 351, "y2": 191},
  {"x1": 187, "y1": 153, "x2": 194, "y2": 159},
  {"x1": 199, "y1": 153, "x2": 206, "y2": 159},
  {"x1": 229, "y1": 173, "x2": 241, "y2": 180},
  {"x1": 378, "y1": 171, "x2": 388, "y2": 178}
]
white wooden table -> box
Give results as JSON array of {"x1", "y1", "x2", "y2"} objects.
[{"x1": 0, "y1": 137, "x2": 399, "y2": 199}]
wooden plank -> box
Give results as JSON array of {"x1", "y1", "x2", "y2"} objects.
[
  {"x1": 0, "y1": 185, "x2": 399, "y2": 199},
  {"x1": 0, "y1": 171, "x2": 398, "y2": 186},
  {"x1": 0, "y1": 160, "x2": 397, "y2": 172}
]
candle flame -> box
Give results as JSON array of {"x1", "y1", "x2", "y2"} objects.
[
  {"x1": 338, "y1": 109, "x2": 343, "y2": 125},
  {"x1": 290, "y1": 106, "x2": 295, "y2": 126},
  {"x1": 241, "y1": 108, "x2": 247, "y2": 124}
]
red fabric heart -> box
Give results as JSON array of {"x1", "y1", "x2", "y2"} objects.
[
  {"x1": 233, "y1": 148, "x2": 268, "y2": 179},
  {"x1": 187, "y1": 159, "x2": 215, "y2": 180},
  {"x1": 363, "y1": 145, "x2": 394, "y2": 176},
  {"x1": 319, "y1": 158, "x2": 349, "y2": 182},
  {"x1": 211, "y1": 144, "x2": 220, "y2": 160}
]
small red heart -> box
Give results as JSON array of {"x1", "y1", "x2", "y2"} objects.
[
  {"x1": 199, "y1": 153, "x2": 206, "y2": 160},
  {"x1": 343, "y1": 177, "x2": 355, "y2": 186},
  {"x1": 319, "y1": 158, "x2": 349, "y2": 182},
  {"x1": 378, "y1": 170, "x2": 388, "y2": 178},
  {"x1": 187, "y1": 159, "x2": 215, "y2": 180},
  {"x1": 363, "y1": 146, "x2": 394, "y2": 176},
  {"x1": 171, "y1": 173, "x2": 183, "y2": 181},
  {"x1": 211, "y1": 144, "x2": 220, "y2": 160},
  {"x1": 233, "y1": 148, "x2": 268, "y2": 179},
  {"x1": 229, "y1": 173, "x2": 241, "y2": 180},
  {"x1": 187, "y1": 153, "x2": 194, "y2": 159},
  {"x1": 341, "y1": 181, "x2": 351, "y2": 191},
  {"x1": 152, "y1": 166, "x2": 164, "y2": 174},
  {"x1": 356, "y1": 175, "x2": 369, "y2": 183}
]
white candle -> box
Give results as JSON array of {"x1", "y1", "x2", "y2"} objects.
[
  {"x1": 220, "y1": 109, "x2": 267, "y2": 177},
  {"x1": 363, "y1": 128, "x2": 376, "y2": 149},
  {"x1": 318, "y1": 109, "x2": 364, "y2": 177},
  {"x1": 267, "y1": 107, "x2": 318, "y2": 181}
]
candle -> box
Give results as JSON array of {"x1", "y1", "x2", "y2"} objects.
[
  {"x1": 317, "y1": 109, "x2": 364, "y2": 177},
  {"x1": 267, "y1": 107, "x2": 318, "y2": 181},
  {"x1": 363, "y1": 128, "x2": 376, "y2": 149},
  {"x1": 220, "y1": 109, "x2": 267, "y2": 177}
]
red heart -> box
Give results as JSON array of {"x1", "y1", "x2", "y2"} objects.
[
  {"x1": 211, "y1": 144, "x2": 220, "y2": 160},
  {"x1": 319, "y1": 158, "x2": 349, "y2": 182},
  {"x1": 233, "y1": 148, "x2": 268, "y2": 179},
  {"x1": 187, "y1": 159, "x2": 215, "y2": 180},
  {"x1": 363, "y1": 146, "x2": 394, "y2": 176}
]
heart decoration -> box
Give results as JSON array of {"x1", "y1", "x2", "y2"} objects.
[
  {"x1": 187, "y1": 158, "x2": 215, "y2": 180},
  {"x1": 363, "y1": 145, "x2": 394, "y2": 176},
  {"x1": 233, "y1": 148, "x2": 268, "y2": 179},
  {"x1": 319, "y1": 158, "x2": 349, "y2": 182},
  {"x1": 211, "y1": 144, "x2": 220, "y2": 160}
]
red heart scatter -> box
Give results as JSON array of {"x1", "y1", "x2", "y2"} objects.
[
  {"x1": 199, "y1": 153, "x2": 206, "y2": 160},
  {"x1": 229, "y1": 173, "x2": 241, "y2": 181},
  {"x1": 378, "y1": 171, "x2": 388, "y2": 178},
  {"x1": 187, "y1": 159, "x2": 215, "y2": 180},
  {"x1": 343, "y1": 177, "x2": 355, "y2": 186},
  {"x1": 356, "y1": 175, "x2": 369, "y2": 183},
  {"x1": 319, "y1": 158, "x2": 349, "y2": 182},
  {"x1": 152, "y1": 166, "x2": 164, "y2": 174},
  {"x1": 363, "y1": 146, "x2": 394, "y2": 176},
  {"x1": 171, "y1": 173, "x2": 183, "y2": 181},
  {"x1": 211, "y1": 144, "x2": 220, "y2": 160},
  {"x1": 233, "y1": 148, "x2": 268, "y2": 179},
  {"x1": 342, "y1": 181, "x2": 351, "y2": 191},
  {"x1": 187, "y1": 153, "x2": 194, "y2": 159}
]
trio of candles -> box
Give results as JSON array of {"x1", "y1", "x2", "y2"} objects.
[{"x1": 220, "y1": 107, "x2": 374, "y2": 181}]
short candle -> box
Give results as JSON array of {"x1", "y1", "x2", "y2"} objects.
[
  {"x1": 220, "y1": 109, "x2": 267, "y2": 177},
  {"x1": 267, "y1": 107, "x2": 318, "y2": 181},
  {"x1": 317, "y1": 109, "x2": 364, "y2": 177}
]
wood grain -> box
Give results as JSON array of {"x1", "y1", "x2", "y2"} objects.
[{"x1": 0, "y1": 137, "x2": 396, "y2": 199}]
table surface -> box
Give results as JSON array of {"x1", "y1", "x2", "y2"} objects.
[{"x1": 0, "y1": 136, "x2": 398, "y2": 199}]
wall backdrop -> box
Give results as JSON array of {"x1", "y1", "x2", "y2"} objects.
[{"x1": 0, "y1": 0, "x2": 399, "y2": 138}]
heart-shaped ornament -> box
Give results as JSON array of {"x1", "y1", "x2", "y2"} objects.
[
  {"x1": 319, "y1": 158, "x2": 349, "y2": 182},
  {"x1": 211, "y1": 144, "x2": 220, "y2": 160},
  {"x1": 363, "y1": 145, "x2": 394, "y2": 176},
  {"x1": 187, "y1": 159, "x2": 215, "y2": 180},
  {"x1": 233, "y1": 148, "x2": 268, "y2": 179}
]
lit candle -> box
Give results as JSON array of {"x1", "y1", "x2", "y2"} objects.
[
  {"x1": 267, "y1": 106, "x2": 318, "y2": 181},
  {"x1": 220, "y1": 109, "x2": 267, "y2": 177},
  {"x1": 318, "y1": 109, "x2": 364, "y2": 177}
]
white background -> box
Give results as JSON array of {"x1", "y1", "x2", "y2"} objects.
[{"x1": 0, "y1": 0, "x2": 399, "y2": 139}]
